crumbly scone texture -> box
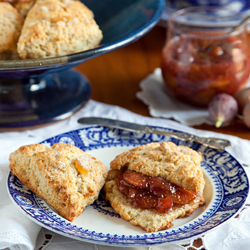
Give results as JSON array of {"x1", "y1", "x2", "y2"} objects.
[
  {"x1": 17, "y1": 0, "x2": 103, "y2": 58},
  {"x1": 104, "y1": 141, "x2": 205, "y2": 232},
  {"x1": 9, "y1": 143, "x2": 108, "y2": 222},
  {"x1": 0, "y1": 2, "x2": 24, "y2": 58}
]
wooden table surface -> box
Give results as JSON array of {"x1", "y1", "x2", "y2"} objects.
[{"x1": 75, "y1": 24, "x2": 250, "y2": 141}]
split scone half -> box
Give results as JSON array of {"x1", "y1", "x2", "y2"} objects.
[
  {"x1": 17, "y1": 0, "x2": 103, "y2": 58},
  {"x1": 104, "y1": 142, "x2": 205, "y2": 232},
  {"x1": 9, "y1": 143, "x2": 107, "y2": 222}
]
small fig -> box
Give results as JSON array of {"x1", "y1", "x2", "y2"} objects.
[
  {"x1": 208, "y1": 93, "x2": 238, "y2": 128},
  {"x1": 234, "y1": 87, "x2": 250, "y2": 114},
  {"x1": 243, "y1": 102, "x2": 250, "y2": 129}
]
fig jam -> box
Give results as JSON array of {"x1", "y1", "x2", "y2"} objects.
[
  {"x1": 161, "y1": 34, "x2": 250, "y2": 107},
  {"x1": 116, "y1": 169, "x2": 197, "y2": 213}
]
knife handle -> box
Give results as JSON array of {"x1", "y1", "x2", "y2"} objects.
[
  {"x1": 151, "y1": 128, "x2": 232, "y2": 150},
  {"x1": 175, "y1": 132, "x2": 231, "y2": 150}
]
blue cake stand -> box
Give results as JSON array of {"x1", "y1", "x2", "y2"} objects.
[{"x1": 0, "y1": 0, "x2": 165, "y2": 129}]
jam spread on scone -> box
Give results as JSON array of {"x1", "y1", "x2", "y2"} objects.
[
  {"x1": 116, "y1": 168, "x2": 199, "y2": 213},
  {"x1": 104, "y1": 142, "x2": 205, "y2": 232}
]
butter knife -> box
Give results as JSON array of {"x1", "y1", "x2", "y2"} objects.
[{"x1": 77, "y1": 117, "x2": 232, "y2": 150}]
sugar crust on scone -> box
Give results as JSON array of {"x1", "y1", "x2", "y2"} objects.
[
  {"x1": 0, "y1": 2, "x2": 24, "y2": 59},
  {"x1": 9, "y1": 143, "x2": 107, "y2": 222},
  {"x1": 17, "y1": 0, "x2": 103, "y2": 58},
  {"x1": 104, "y1": 142, "x2": 205, "y2": 232}
]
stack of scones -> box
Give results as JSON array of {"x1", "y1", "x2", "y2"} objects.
[{"x1": 0, "y1": 0, "x2": 103, "y2": 59}]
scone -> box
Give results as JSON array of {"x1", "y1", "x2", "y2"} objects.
[
  {"x1": 0, "y1": 2, "x2": 24, "y2": 59},
  {"x1": 104, "y1": 142, "x2": 205, "y2": 232},
  {"x1": 9, "y1": 143, "x2": 108, "y2": 222},
  {"x1": 17, "y1": 0, "x2": 103, "y2": 58},
  {"x1": 13, "y1": 0, "x2": 36, "y2": 18}
]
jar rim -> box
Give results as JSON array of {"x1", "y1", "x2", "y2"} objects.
[{"x1": 168, "y1": 6, "x2": 245, "y2": 38}]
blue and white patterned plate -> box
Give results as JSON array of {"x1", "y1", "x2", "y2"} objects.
[{"x1": 7, "y1": 125, "x2": 249, "y2": 246}]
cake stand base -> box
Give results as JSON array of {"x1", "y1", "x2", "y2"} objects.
[{"x1": 0, "y1": 69, "x2": 91, "y2": 130}]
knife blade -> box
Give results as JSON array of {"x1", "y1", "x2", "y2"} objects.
[{"x1": 77, "y1": 117, "x2": 232, "y2": 150}]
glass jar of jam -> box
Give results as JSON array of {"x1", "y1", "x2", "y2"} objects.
[{"x1": 161, "y1": 6, "x2": 250, "y2": 107}]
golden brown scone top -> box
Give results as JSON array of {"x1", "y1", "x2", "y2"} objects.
[
  {"x1": 17, "y1": 0, "x2": 103, "y2": 59},
  {"x1": 0, "y1": 2, "x2": 24, "y2": 59},
  {"x1": 110, "y1": 141, "x2": 205, "y2": 194},
  {"x1": 9, "y1": 143, "x2": 108, "y2": 221}
]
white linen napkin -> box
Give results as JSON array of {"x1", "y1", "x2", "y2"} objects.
[
  {"x1": 0, "y1": 138, "x2": 41, "y2": 250},
  {"x1": 0, "y1": 100, "x2": 250, "y2": 250}
]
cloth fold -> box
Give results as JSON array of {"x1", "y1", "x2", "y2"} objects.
[
  {"x1": 0, "y1": 163, "x2": 40, "y2": 250},
  {"x1": 136, "y1": 68, "x2": 212, "y2": 126},
  {"x1": 0, "y1": 100, "x2": 249, "y2": 250}
]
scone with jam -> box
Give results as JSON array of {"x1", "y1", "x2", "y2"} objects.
[
  {"x1": 104, "y1": 142, "x2": 205, "y2": 232},
  {"x1": 9, "y1": 143, "x2": 107, "y2": 222}
]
